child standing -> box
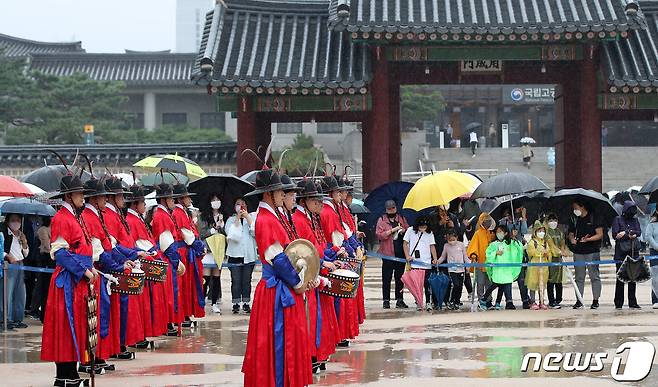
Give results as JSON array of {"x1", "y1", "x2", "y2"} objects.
[
  {"x1": 545, "y1": 213, "x2": 567, "y2": 309},
  {"x1": 436, "y1": 230, "x2": 470, "y2": 309},
  {"x1": 483, "y1": 226, "x2": 524, "y2": 310},
  {"x1": 526, "y1": 220, "x2": 550, "y2": 310}
]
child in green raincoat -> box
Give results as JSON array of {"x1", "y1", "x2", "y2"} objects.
[
  {"x1": 526, "y1": 220, "x2": 551, "y2": 310},
  {"x1": 545, "y1": 213, "x2": 567, "y2": 309},
  {"x1": 481, "y1": 226, "x2": 524, "y2": 310}
]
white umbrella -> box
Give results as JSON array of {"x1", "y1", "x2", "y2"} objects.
[
  {"x1": 520, "y1": 137, "x2": 536, "y2": 144},
  {"x1": 23, "y1": 183, "x2": 46, "y2": 195}
]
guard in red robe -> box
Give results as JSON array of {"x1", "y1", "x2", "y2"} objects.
[
  {"x1": 319, "y1": 176, "x2": 359, "y2": 345},
  {"x1": 103, "y1": 176, "x2": 147, "y2": 357},
  {"x1": 338, "y1": 176, "x2": 366, "y2": 325},
  {"x1": 292, "y1": 179, "x2": 340, "y2": 369},
  {"x1": 171, "y1": 184, "x2": 205, "y2": 323},
  {"x1": 41, "y1": 171, "x2": 96, "y2": 387},
  {"x1": 242, "y1": 169, "x2": 313, "y2": 387},
  {"x1": 79, "y1": 178, "x2": 122, "y2": 373},
  {"x1": 150, "y1": 183, "x2": 185, "y2": 335},
  {"x1": 125, "y1": 184, "x2": 169, "y2": 339}
]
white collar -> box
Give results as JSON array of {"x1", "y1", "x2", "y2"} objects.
[
  {"x1": 105, "y1": 203, "x2": 117, "y2": 213},
  {"x1": 323, "y1": 199, "x2": 336, "y2": 210},
  {"x1": 295, "y1": 205, "x2": 307, "y2": 215},
  {"x1": 157, "y1": 204, "x2": 169, "y2": 212},
  {"x1": 175, "y1": 204, "x2": 186, "y2": 211},
  {"x1": 62, "y1": 202, "x2": 76, "y2": 216},
  {"x1": 127, "y1": 208, "x2": 142, "y2": 218},
  {"x1": 84, "y1": 203, "x2": 99, "y2": 216},
  {"x1": 258, "y1": 201, "x2": 278, "y2": 217}
]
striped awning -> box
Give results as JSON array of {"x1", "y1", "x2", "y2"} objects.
[
  {"x1": 329, "y1": 0, "x2": 644, "y2": 39},
  {"x1": 601, "y1": 3, "x2": 658, "y2": 93},
  {"x1": 192, "y1": 1, "x2": 372, "y2": 95}
]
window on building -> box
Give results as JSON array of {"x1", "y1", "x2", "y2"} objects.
[
  {"x1": 200, "y1": 113, "x2": 226, "y2": 131},
  {"x1": 162, "y1": 113, "x2": 187, "y2": 126},
  {"x1": 276, "y1": 123, "x2": 303, "y2": 134},
  {"x1": 317, "y1": 123, "x2": 343, "y2": 134}
]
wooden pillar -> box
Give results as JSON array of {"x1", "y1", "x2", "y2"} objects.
[
  {"x1": 363, "y1": 46, "x2": 396, "y2": 192},
  {"x1": 555, "y1": 47, "x2": 602, "y2": 191},
  {"x1": 388, "y1": 73, "x2": 402, "y2": 181},
  {"x1": 236, "y1": 97, "x2": 270, "y2": 174}
]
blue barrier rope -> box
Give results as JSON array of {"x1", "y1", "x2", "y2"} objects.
[{"x1": 4, "y1": 255, "x2": 657, "y2": 273}]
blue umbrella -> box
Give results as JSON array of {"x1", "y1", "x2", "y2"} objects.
[
  {"x1": 363, "y1": 181, "x2": 418, "y2": 230},
  {"x1": 428, "y1": 270, "x2": 450, "y2": 310},
  {"x1": 0, "y1": 198, "x2": 56, "y2": 217}
]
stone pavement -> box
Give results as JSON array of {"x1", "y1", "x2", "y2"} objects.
[{"x1": 1, "y1": 256, "x2": 657, "y2": 386}]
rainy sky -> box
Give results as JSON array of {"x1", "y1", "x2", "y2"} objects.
[{"x1": 1, "y1": 0, "x2": 179, "y2": 52}]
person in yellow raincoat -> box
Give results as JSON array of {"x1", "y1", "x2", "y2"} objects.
[
  {"x1": 466, "y1": 212, "x2": 495, "y2": 307},
  {"x1": 545, "y1": 213, "x2": 567, "y2": 309},
  {"x1": 526, "y1": 220, "x2": 551, "y2": 310}
]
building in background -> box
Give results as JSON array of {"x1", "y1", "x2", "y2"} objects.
[{"x1": 175, "y1": 0, "x2": 213, "y2": 53}]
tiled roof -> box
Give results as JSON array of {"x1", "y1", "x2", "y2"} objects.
[
  {"x1": 602, "y1": 2, "x2": 658, "y2": 92},
  {"x1": 192, "y1": 1, "x2": 372, "y2": 94},
  {"x1": 29, "y1": 52, "x2": 198, "y2": 86},
  {"x1": 329, "y1": 0, "x2": 645, "y2": 40},
  {"x1": 0, "y1": 33, "x2": 84, "y2": 57},
  {"x1": 0, "y1": 142, "x2": 237, "y2": 167}
]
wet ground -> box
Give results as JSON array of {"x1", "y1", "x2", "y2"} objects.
[{"x1": 1, "y1": 257, "x2": 657, "y2": 386}]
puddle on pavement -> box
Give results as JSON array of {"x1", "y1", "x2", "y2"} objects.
[{"x1": 2, "y1": 311, "x2": 657, "y2": 385}]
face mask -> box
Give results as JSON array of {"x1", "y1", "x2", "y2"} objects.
[
  {"x1": 8, "y1": 221, "x2": 20, "y2": 232},
  {"x1": 536, "y1": 231, "x2": 546, "y2": 239},
  {"x1": 211, "y1": 200, "x2": 221, "y2": 210},
  {"x1": 448, "y1": 240, "x2": 457, "y2": 245},
  {"x1": 573, "y1": 209, "x2": 582, "y2": 217},
  {"x1": 496, "y1": 232, "x2": 505, "y2": 241},
  {"x1": 235, "y1": 205, "x2": 242, "y2": 214},
  {"x1": 192, "y1": 217, "x2": 198, "y2": 224},
  {"x1": 548, "y1": 221, "x2": 558, "y2": 230},
  {"x1": 387, "y1": 212, "x2": 397, "y2": 218}
]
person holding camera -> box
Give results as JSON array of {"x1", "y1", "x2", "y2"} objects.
[
  {"x1": 376, "y1": 200, "x2": 409, "y2": 309},
  {"x1": 403, "y1": 216, "x2": 438, "y2": 311},
  {"x1": 225, "y1": 197, "x2": 257, "y2": 314},
  {"x1": 611, "y1": 201, "x2": 642, "y2": 309}
]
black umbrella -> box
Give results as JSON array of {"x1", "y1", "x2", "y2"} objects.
[
  {"x1": 465, "y1": 122, "x2": 482, "y2": 131},
  {"x1": 489, "y1": 192, "x2": 549, "y2": 225},
  {"x1": 349, "y1": 202, "x2": 370, "y2": 215},
  {"x1": 546, "y1": 188, "x2": 618, "y2": 227},
  {"x1": 639, "y1": 176, "x2": 658, "y2": 195},
  {"x1": 471, "y1": 172, "x2": 549, "y2": 199},
  {"x1": 188, "y1": 174, "x2": 255, "y2": 219},
  {"x1": 21, "y1": 165, "x2": 91, "y2": 193},
  {"x1": 240, "y1": 170, "x2": 258, "y2": 185}
]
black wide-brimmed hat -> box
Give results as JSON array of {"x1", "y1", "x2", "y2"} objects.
[
  {"x1": 104, "y1": 175, "x2": 131, "y2": 195},
  {"x1": 281, "y1": 174, "x2": 302, "y2": 192},
  {"x1": 126, "y1": 184, "x2": 151, "y2": 202},
  {"x1": 296, "y1": 179, "x2": 324, "y2": 199},
  {"x1": 245, "y1": 169, "x2": 286, "y2": 197},
  {"x1": 320, "y1": 175, "x2": 340, "y2": 193},
  {"x1": 154, "y1": 182, "x2": 175, "y2": 199},
  {"x1": 83, "y1": 178, "x2": 111, "y2": 198},
  {"x1": 52, "y1": 174, "x2": 87, "y2": 199},
  {"x1": 172, "y1": 183, "x2": 196, "y2": 198}
]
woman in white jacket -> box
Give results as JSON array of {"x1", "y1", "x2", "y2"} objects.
[{"x1": 225, "y1": 197, "x2": 258, "y2": 314}]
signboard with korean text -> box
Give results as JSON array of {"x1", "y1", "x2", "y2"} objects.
[
  {"x1": 460, "y1": 59, "x2": 503, "y2": 73},
  {"x1": 502, "y1": 85, "x2": 556, "y2": 105}
]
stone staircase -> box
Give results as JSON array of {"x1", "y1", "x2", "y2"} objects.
[{"x1": 424, "y1": 146, "x2": 657, "y2": 192}]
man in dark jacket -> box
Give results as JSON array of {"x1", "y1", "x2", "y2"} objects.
[{"x1": 611, "y1": 201, "x2": 642, "y2": 309}]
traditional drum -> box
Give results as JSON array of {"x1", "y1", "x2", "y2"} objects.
[
  {"x1": 111, "y1": 268, "x2": 145, "y2": 295},
  {"x1": 141, "y1": 259, "x2": 168, "y2": 282},
  {"x1": 320, "y1": 268, "x2": 360, "y2": 298},
  {"x1": 340, "y1": 257, "x2": 363, "y2": 277}
]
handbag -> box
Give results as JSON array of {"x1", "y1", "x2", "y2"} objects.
[
  {"x1": 616, "y1": 242, "x2": 651, "y2": 283},
  {"x1": 616, "y1": 218, "x2": 642, "y2": 256}
]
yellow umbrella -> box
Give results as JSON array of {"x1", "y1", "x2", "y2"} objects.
[
  {"x1": 403, "y1": 170, "x2": 479, "y2": 211},
  {"x1": 133, "y1": 153, "x2": 207, "y2": 181}
]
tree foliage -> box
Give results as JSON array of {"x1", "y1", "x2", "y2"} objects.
[
  {"x1": 400, "y1": 86, "x2": 446, "y2": 130},
  {"x1": 273, "y1": 134, "x2": 325, "y2": 177},
  {"x1": 0, "y1": 57, "x2": 231, "y2": 145}
]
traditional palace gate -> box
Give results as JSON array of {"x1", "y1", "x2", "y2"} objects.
[{"x1": 192, "y1": 0, "x2": 658, "y2": 192}]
